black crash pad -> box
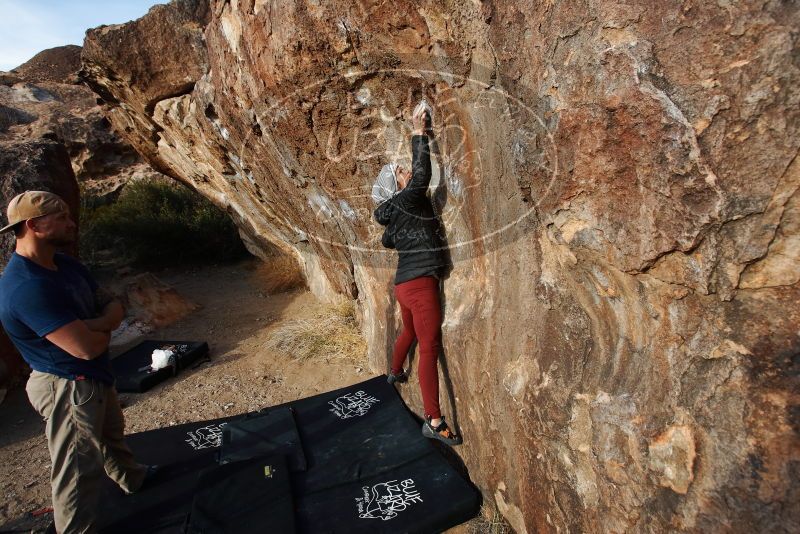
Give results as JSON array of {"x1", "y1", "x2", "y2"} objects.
[
  {"x1": 220, "y1": 407, "x2": 307, "y2": 472},
  {"x1": 186, "y1": 455, "x2": 295, "y2": 534},
  {"x1": 95, "y1": 377, "x2": 480, "y2": 533},
  {"x1": 111, "y1": 340, "x2": 209, "y2": 393}
]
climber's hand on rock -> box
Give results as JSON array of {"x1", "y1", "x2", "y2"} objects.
[{"x1": 412, "y1": 105, "x2": 427, "y2": 136}]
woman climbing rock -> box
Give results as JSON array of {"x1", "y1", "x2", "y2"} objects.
[{"x1": 372, "y1": 102, "x2": 461, "y2": 446}]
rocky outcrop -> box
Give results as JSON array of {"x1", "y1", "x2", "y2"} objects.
[
  {"x1": 9, "y1": 45, "x2": 83, "y2": 84},
  {"x1": 81, "y1": 1, "x2": 800, "y2": 531},
  {"x1": 0, "y1": 138, "x2": 80, "y2": 264},
  {"x1": 0, "y1": 45, "x2": 166, "y2": 198},
  {"x1": 118, "y1": 272, "x2": 199, "y2": 328},
  {"x1": 109, "y1": 272, "x2": 200, "y2": 347}
]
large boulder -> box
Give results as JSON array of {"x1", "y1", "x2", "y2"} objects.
[
  {"x1": 1, "y1": 45, "x2": 166, "y2": 197},
  {"x1": 81, "y1": 1, "x2": 800, "y2": 531},
  {"x1": 0, "y1": 138, "x2": 81, "y2": 264},
  {"x1": 9, "y1": 45, "x2": 83, "y2": 84}
]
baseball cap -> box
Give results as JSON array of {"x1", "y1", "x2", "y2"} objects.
[{"x1": 1, "y1": 191, "x2": 69, "y2": 233}]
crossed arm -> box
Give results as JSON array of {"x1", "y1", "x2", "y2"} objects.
[{"x1": 45, "y1": 291, "x2": 125, "y2": 361}]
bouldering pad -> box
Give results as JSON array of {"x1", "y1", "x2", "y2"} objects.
[
  {"x1": 111, "y1": 340, "x2": 209, "y2": 393},
  {"x1": 185, "y1": 455, "x2": 295, "y2": 534},
  {"x1": 220, "y1": 407, "x2": 307, "y2": 472},
  {"x1": 94, "y1": 377, "x2": 480, "y2": 533}
]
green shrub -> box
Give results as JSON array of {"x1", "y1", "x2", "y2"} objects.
[{"x1": 80, "y1": 179, "x2": 248, "y2": 268}]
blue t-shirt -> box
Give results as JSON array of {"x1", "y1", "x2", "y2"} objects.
[{"x1": 0, "y1": 252, "x2": 113, "y2": 383}]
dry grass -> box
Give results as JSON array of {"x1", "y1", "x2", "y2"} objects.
[
  {"x1": 256, "y1": 254, "x2": 306, "y2": 294},
  {"x1": 265, "y1": 300, "x2": 367, "y2": 363},
  {"x1": 467, "y1": 505, "x2": 514, "y2": 534}
]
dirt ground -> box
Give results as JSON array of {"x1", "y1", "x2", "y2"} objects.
[{"x1": 0, "y1": 259, "x2": 370, "y2": 526}]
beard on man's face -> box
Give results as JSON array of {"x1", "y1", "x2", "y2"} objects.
[
  {"x1": 45, "y1": 229, "x2": 76, "y2": 248},
  {"x1": 47, "y1": 237, "x2": 74, "y2": 248}
]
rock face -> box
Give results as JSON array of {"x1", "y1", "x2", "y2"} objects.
[
  {"x1": 81, "y1": 1, "x2": 800, "y2": 531},
  {"x1": 109, "y1": 272, "x2": 200, "y2": 347},
  {"x1": 118, "y1": 272, "x2": 199, "y2": 329},
  {"x1": 0, "y1": 138, "x2": 81, "y2": 264},
  {"x1": 0, "y1": 45, "x2": 166, "y2": 198},
  {"x1": 10, "y1": 45, "x2": 84, "y2": 84}
]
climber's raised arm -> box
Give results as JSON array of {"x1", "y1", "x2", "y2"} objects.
[{"x1": 402, "y1": 106, "x2": 432, "y2": 203}]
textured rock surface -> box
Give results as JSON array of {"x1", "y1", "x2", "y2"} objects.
[
  {"x1": 0, "y1": 138, "x2": 80, "y2": 265},
  {"x1": 117, "y1": 272, "x2": 199, "y2": 328},
  {"x1": 82, "y1": 1, "x2": 800, "y2": 531},
  {"x1": 0, "y1": 45, "x2": 166, "y2": 197}
]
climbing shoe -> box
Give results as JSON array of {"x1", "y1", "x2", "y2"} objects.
[
  {"x1": 386, "y1": 369, "x2": 408, "y2": 385},
  {"x1": 422, "y1": 416, "x2": 462, "y2": 446}
]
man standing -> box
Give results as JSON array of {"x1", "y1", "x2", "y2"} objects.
[{"x1": 0, "y1": 191, "x2": 151, "y2": 533}]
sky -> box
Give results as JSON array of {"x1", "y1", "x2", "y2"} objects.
[{"x1": 0, "y1": 0, "x2": 165, "y2": 71}]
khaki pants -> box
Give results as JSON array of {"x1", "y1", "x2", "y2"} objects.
[{"x1": 26, "y1": 371, "x2": 146, "y2": 534}]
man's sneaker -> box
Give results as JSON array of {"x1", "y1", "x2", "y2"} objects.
[
  {"x1": 125, "y1": 464, "x2": 160, "y2": 495},
  {"x1": 422, "y1": 416, "x2": 462, "y2": 446},
  {"x1": 387, "y1": 369, "x2": 408, "y2": 385}
]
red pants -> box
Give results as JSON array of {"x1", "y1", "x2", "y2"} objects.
[{"x1": 391, "y1": 275, "x2": 442, "y2": 419}]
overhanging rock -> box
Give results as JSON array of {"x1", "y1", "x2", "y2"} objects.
[{"x1": 81, "y1": 1, "x2": 800, "y2": 531}]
